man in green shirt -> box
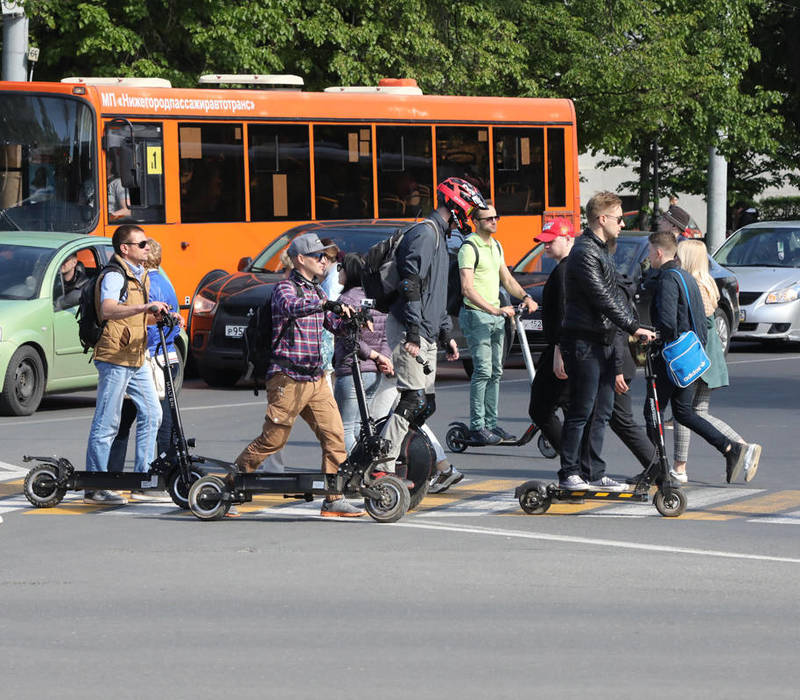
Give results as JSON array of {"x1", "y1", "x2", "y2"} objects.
[{"x1": 458, "y1": 201, "x2": 537, "y2": 444}]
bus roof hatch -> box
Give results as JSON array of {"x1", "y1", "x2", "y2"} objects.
[
  {"x1": 61, "y1": 77, "x2": 172, "y2": 88},
  {"x1": 198, "y1": 74, "x2": 304, "y2": 90}
]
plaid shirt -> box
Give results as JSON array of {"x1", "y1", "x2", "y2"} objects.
[{"x1": 268, "y1": 271, "x2": 338, "y2": 382}]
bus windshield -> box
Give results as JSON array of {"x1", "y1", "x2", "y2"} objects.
[{"x1": 0, "y1": 94, "x2": 97, "y2": 233}]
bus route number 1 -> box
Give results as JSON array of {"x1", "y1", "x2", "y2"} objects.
[{"x1": 146, "y1": 146, "x2": 163, "y2": 175}]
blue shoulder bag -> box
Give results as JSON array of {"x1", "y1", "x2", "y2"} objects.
[{"x1": 661, "y1": 270, "x2": 711, "y2": 388}]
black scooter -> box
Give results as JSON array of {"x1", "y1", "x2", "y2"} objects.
[
  {"x1": 445, "y1": 306, "x2": 557, "y2": 458},
  {"x1": 22, "y1": 312, "x2": 218, "y2": 509},
  {"x1": 187, "y1": 303, "x2": 434, "y2": 522},
  {"x1": 514, "y1": 334, "x2": 688, "y2": 518}
]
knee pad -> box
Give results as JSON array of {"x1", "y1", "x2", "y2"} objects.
[
  {"x1": 395, "y1": 388, "x2": 426, "y2": 423},
  {"x1": 413, "y1": 393, "x2": 436, "y2": 426}
]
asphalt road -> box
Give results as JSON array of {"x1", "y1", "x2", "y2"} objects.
[{"x1": 1, "y1": 341, "x2": 799, "y2": 699}]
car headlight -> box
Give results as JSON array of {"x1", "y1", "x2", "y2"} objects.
[
  {"x1": 192, "y1": 293, "x2": 218, "y2": 316},
  {"x1": 765, "y1": 284, "x2": 800, "y2": 304}
]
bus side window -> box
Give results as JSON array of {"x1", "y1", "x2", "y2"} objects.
[
  {"x1": 179, "y1": 123, "x2": 245, "y2": 223},
  {"x1": 547, "y1": 128, "x2": 567, "y2": 208},
  {"x1": 494, "y1": 127, "x2": 545, "y2": 216},
  {"x1": 376, "y1": 126, "x2": 433, "y2": 219},
  {"x1": 248, "y1": 124, "x2": 311, "y2": 221},
  {"x1": 313, "y1": 125, "x2": 374, "y2": 219},
  {"x1": 435, "y1": 126, "x2": 491, "y2": 201},
  {"x1": 105, "y1": 122, "x2": 166, "y2": 225}
]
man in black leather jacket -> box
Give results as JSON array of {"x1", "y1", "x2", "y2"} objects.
[{"x1": 558, "y1": 192, "x2": 655, "y2": 491}]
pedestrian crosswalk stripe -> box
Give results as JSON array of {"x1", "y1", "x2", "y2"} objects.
[
  {"x1": 710, "y1": 490, "x2": 800, "y2": 514},
  {"x1": 748, "y1": 509, "x2": 800, "y2": 525},
  {"x1": 580, "y1": 486, "x2": 764, "y2": 518}
]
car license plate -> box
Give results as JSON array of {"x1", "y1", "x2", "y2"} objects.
[
  {"x1": 521, "y1": 319, "x2": 542, "y2": 331},
  {"x1": 225, "y1": 325, "x2": 247, "y2": 338},
  {"x1": 739, "y1": 310, "x2": 746, "y2": 322}
]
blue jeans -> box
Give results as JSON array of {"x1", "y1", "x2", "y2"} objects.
[
  {"x1": 334, "y1": 371, "x2": 396, "y2": 453},
  {"x1": 86, "y1": 360, "x2": 161, "y2": 473},
  {"x1": 558, "y1": 338, "x2": 616, "y2": 482},
  {"x1": 459, "y1": 307, "x2": 505, "y2": 431}
]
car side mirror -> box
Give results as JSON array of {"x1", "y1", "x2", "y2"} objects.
[{"x1": 237, "y1": 256, "x2": 252, "y2": 272}]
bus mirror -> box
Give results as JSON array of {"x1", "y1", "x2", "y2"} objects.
[
  {"x1": 237, "y1": 256, "x2": 252, "y2": 271},
  {"x1": 118, "y1": 144, "x2": 138, "y2": 190}
]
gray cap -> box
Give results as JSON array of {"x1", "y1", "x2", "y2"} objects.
[{"x1": 287, "y1": 233, "x2": 336, "y2": 258}]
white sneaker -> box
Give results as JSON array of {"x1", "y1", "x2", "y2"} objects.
[
  {"x1": 743, "y1": 443, "x2": 762, "y2": 483},
  {"x1": 130, "y1": 489, "x2": 173, "y2": 502},
  {"x1": 428, "y1": 466, "x2": 464, "y2": 494},
  {"x1": 558, "y1": 475, "x2": 589, "y2": 490},
  {"x1": 83, "y1": 489, "x2": 127, "y2": 505},
  {"x1": 669, "y1": 469, "x2": 688, "y2": 484},
  {"x1": 588, "y1": 476, "x2": 629, "y2": 492}
]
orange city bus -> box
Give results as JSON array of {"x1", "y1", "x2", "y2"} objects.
[{"x1": 0, "y1": 75, "x2": 579, "y2": 315}]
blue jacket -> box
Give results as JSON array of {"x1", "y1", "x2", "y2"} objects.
[{"x1": 146, "y1": 270, "x2": 180, "y2": 356}]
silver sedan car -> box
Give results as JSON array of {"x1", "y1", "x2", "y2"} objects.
[{"x1": 713, "y1": 221, "x2": 800, "y2": 343}]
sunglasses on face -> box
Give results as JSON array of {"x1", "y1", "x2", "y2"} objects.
[
  {"x1": 603, "y1": 214, "x2": 624, "y2": 224},
  {"x1": 477, "y1": 215, "x2": 500, "y2": 222},
  {"x1": 123, "y1": 240, "x2": 149, "y2": 249},
  {"x1": 306, "y1": 252, "x2": 327, "y2": 261}
]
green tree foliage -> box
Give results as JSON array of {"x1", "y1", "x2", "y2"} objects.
[{"x1": 13, "y1": 0, "x2": 789, "y2": 205}]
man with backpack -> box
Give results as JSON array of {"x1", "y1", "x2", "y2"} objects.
[
  {"x1": 84, "y1": 225, "x2": 172, "y2": 504},
  {"x1": 375, "y1": 176, "x2": 484, "y2": 494},
  {"x1": 458, "y1": 201, "x2": 537, "y2": 445},
  {"x1": 234, "y1": 233, "x2": 365, "y2": 518}
]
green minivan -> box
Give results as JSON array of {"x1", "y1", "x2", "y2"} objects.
[{"x1": 0, "y1": 232, "x2": 187, "y2": 416}]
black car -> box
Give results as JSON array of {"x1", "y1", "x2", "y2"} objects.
[
  {"x1": 512, "y1": 231, "x2": 740, "y2": 354},
  {"x1": 188, "y1": 219, "x2": 500, "y2": 386}
]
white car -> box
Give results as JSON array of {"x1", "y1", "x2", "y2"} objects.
[{"x1": 713, "y1": 221, "x2": 800, "y2": 344}]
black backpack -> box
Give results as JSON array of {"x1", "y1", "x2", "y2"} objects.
[
  {"x1": 76, "y1": 260, "x2": 128, "y2": 353},
  {"x1": 242, "y1": 280, "x2": 322, "y2": 395},
  {"x1": 362, "y1": 219, "x2": 436, "y2": 313},
  {"x1": 445, "y1": 238, "x2": 503, "y2": 316}
]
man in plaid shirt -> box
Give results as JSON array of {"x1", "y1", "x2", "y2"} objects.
[{"x1": 234, "y1": 233, "x2": 365, "y2": 517}]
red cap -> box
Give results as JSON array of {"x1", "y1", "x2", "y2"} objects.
[{"x1": 536, "y1": 216, "x2": 576, "y2": 242}]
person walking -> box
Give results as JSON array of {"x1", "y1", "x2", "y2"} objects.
[
  {"x1": 107, "y1": 238, "x2": 182, "y2": 501},
  {"x1": 84, "y1": 225, "x2": 171, "y2": 504},
  {"x1": 558, "y1": 192, "x2": 655, "y2": 491},
  {"x1": 458, "y1": 201, "x2": 537, "y2": 444},
  {"x1": 527, "y1": 217, "x2": 576, "y2": 453},
  {"x1": 670, "y1": 239, "x2": 761, "y2": 483},
  {"x1": 376, "y1": 176, "x2": 481, "y2": 493},
  {"x1": 647, "y1": 230, "x2": 761, "y2": 483},
  {"x1": 234, "y1": 233, "x2": 365, "y2": 518}
]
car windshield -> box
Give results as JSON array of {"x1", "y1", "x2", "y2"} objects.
[
  {"x1": 0, "y1": 94, "x2": 97, "y2": 233},
  {"x1": 612, "y1": 238, "x2": 645, "y2": 276},
  {"x1": 250, "y1": 229, "x2": 399, "y2": 271},
  {"x1": 0, "y1": 244, "x2": 56, "y2": 299},
  {"x1": 512, "y1": 244, "x2": 557, "y2": 274},
  {"x1": 714, "y1": 227, "x2": 800, "y2": 268}
]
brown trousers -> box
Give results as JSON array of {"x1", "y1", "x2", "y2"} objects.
[{"x1": 235, "y1": 372, "x2": 346, "y2": 474}]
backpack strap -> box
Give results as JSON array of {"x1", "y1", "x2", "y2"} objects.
[
  {"x1": 463, "y1": 237, "x2": 502, "y2": 270},
  {"x1": 670, "y1": 269, "x2": 699, "y2": 335}
]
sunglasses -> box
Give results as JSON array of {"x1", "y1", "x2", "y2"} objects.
[
  {"x1": 477, "y1": 215, "x2": 500, "y2": 222},
  {"x1": 306, "y1": 251, "x2": 327, "y2": 261},
  {"x1": 603, "y1": 214, "x2": 624, "y2": 224},
  {"x1": 123, "y1": 240, "x2": 149, "y2": 249}
]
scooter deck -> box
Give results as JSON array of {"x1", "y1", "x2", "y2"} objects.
[{"x1": 551, "y1": 487, "x2": 649, "y2": 503}]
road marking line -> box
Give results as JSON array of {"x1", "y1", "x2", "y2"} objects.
[
  {"x1": 393, "y1": 520, "x2": 800, "y2": 564},
  {"x1": 726, "y1": 355, "x2": 800, "y2": 365},
  {"x1": 748, "y1": 509, "x2": 800, "y2": 525},
  {"x1": 0, "y1": 461, "x2": 29, "y2": 479},
  {"x1": 580, "y1": 486, "x2": 764, "y2": 518},
  {"x1": 709, "y1": 490, "x2": 800, "y2": 514},
  {"x1": 0, "y1": 479, "x2": 23, "y2": 499}
]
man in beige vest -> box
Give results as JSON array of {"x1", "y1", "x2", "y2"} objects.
[{"x1": 84, "y1": 225, "x2": 171, "y2": 504}]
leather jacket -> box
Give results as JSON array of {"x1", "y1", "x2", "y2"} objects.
[{"x1": 561, "y1": 228, "x2": 639, "y2": 345}]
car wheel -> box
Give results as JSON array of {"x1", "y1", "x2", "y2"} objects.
[
  {"x1": 714, "y1": 308, "x2": 731, "y2": 355},
  {"x1": 0, "y1": 346, "x2": 45, "y2": 416}
]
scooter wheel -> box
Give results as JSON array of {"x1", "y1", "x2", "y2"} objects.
[
  {"x1": 167, "y1": 468, "x2": 205, "y2": 510},
  {"x1": 519, "y1": 486, "x2": 552, "y2": 515},
  {"x1": 537, "y1": 434, "x2": 558, "y2": 459},
  {"x1": 445, "y1": 425, "x2": 468, "y2": 453},
  {"x1": 23, "y1": 465, "x2": 66, "y2": 508},
  {"x1": 187, "y1": 475, "x2": 231, "y2": 521},
  {"x1": 654, "y1": 488, "x2": 687, "y2": 517},
  {"x1": 364, "y1": 475, "x2": 410, "y2": 524}
]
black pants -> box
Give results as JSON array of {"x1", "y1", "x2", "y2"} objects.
[
  {"x1": 559, "y1": 338, "x2": 616, "y2": 482},
  {"x1": 609, "y1": 375, "x2": 658, "y2": 470},
  {"x1": 528, "y1": 345, "x2": 567, "y2": 454},
  {"x1": 107, "y1": 363, "x2": 178, "y2": 472},
  {"x1": 654, "y1": 357, "x2": 729, "y2": 454}
]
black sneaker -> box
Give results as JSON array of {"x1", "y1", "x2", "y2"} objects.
[
  {"x1": 725, "y1": 442, "x2": 747, "y2": 483},
  {"x1": 491, "y1": 426, "x2": 517, "y2": 442},
  {"x1": 469, "y1": 428, "x2": 502, "y2": 445}
]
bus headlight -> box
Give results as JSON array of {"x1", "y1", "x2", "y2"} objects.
[{"x1": 765, "y1": 284, "x2": 800, "y2": 304}]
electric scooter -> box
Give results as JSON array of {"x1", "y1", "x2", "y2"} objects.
[
  {"x1": 187, "y1": 303, "x2": 433, "y2": 522},
  {"x1": 514, "y1": 333, "x2": 688, "y2": 518},
  {"x1": 445, "y1": 305, "x2": 557, "y2": 458},
  {"x1": 22, "y1": 311, "x2": 219, "y2": 509}
]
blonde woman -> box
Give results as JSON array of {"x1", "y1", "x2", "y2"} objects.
[{"x1": 672, "y1": 240, "x2": 761, "y2": 483}]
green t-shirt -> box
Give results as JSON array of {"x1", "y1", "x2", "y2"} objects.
[{"x1": 457, "y1": 234, "x2": 505, "y2": 310}]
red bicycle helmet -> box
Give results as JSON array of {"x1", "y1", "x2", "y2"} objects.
[{"x1": 436, "y1": 177, "x2": 488, "y2": 233}]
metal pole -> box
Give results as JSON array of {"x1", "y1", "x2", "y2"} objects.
[
  {"x1": 652, "y1": 138, "x2": 660, "y2": 226},
  {"x1": 2, "y1": 1, "x2": 28, "y2": 82},
  {"x1": 706, "y1": 144, "x2": 728, "y2": 251}
]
